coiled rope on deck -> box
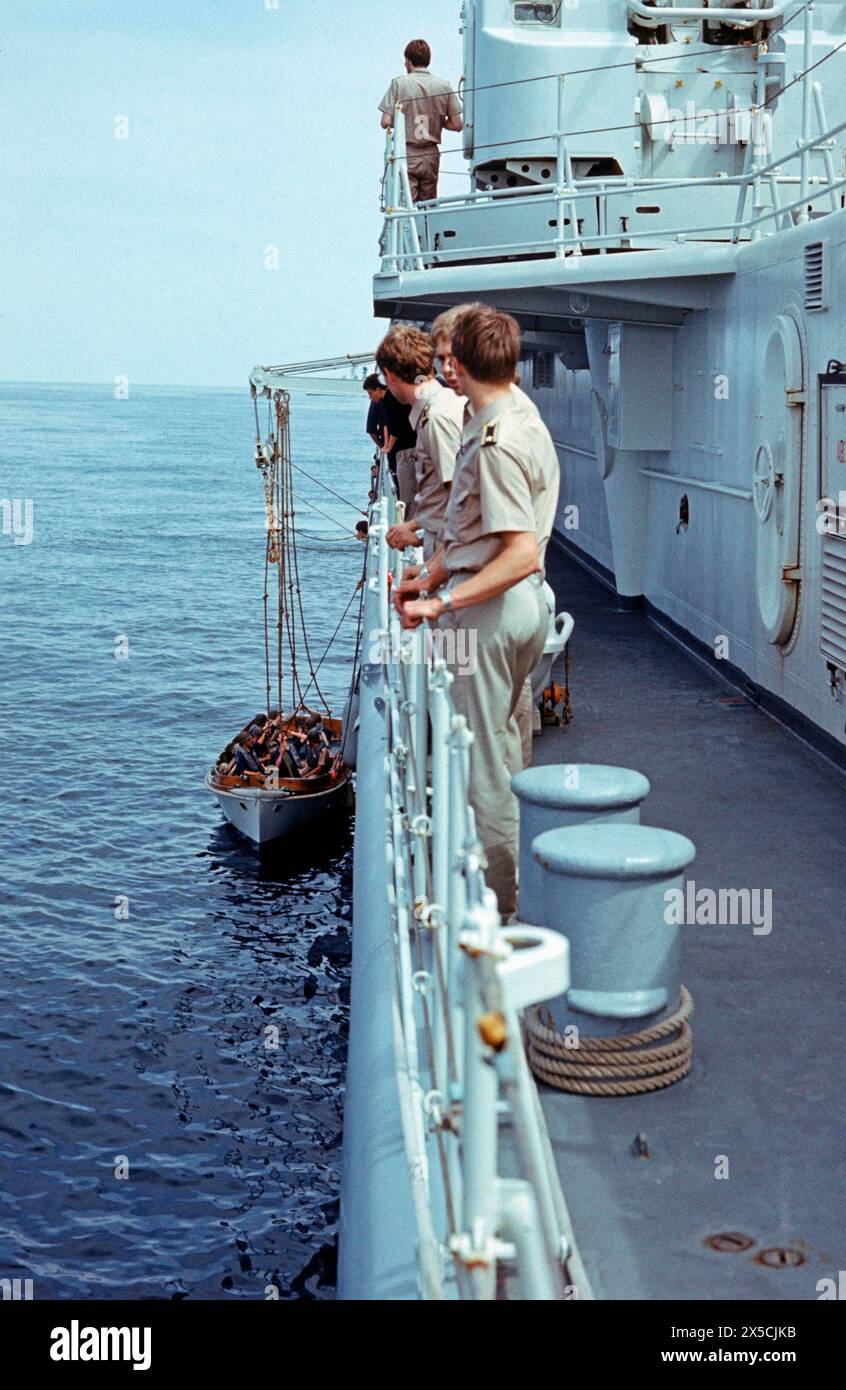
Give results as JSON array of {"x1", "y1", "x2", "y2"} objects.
[{"x1": 525, "y1": 987, "x2": 694, "y2": 1097}]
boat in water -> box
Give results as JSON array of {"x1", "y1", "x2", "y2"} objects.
[
  {"x1": 205, "y1": 384, "x2": 354, "y2": 847},
  {"x1": 205, "y1": 716, "x2": 351, "y2": 847}
]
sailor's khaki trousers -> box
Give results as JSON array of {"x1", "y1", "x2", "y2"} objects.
[
  {"x1": 440, "y1": 574, "x2": 547, "y2": 918},
  {"x1": 395, "y1": 449, "x2": 418, "y2": 514}
]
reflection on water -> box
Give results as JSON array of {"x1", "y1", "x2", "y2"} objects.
[{"x1": 0, "y1": 383, "x2": 365, "y2": 1300}]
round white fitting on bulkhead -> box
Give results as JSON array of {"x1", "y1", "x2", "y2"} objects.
[
  {"x1": 532, "y1": 823, "x2": 695, "y2": 1034},
  {"x1": 513, "y1": 764, "x2": 651, "y2": 926}
]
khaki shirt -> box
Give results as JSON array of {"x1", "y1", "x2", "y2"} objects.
[
  {"x1": 443, "y1": 394, "x2": 560, "y2": 576},
  {"x1": 465, "y1": 382, "x2": 540, "y2": 423},
  {"x1": 409, "y1": 380, "x2": 466, "y2": 539},
  {"x1": 379, "y1": 69, "x2": 461, "y2": 148}
]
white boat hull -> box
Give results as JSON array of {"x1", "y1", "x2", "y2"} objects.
[{"x1": 204, "y1": 772, "x2": 353, "y2": 847}]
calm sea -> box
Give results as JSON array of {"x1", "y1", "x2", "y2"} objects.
[{"x1": 0, "y1": 381, "x2": 370, "y2": 1300}]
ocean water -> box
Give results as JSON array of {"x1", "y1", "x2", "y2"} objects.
[{"x1": 0, "y1": 381, "x2": 370, "y2": 1300}]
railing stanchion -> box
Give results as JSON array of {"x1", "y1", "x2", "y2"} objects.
[
  {"x1": 555, "y1": 75, "x2": 580, "y2": 259},
  {"x1": 799, "y1": 1, "x2": 815, "y2": 225},
  {"x1": 813, "y1": 82, "x2": 839, "y2": 213},
  {"x1": 393, "y1": 108, "x2": 425, "y2": 272},
  {"x1": 459, "y1": 898, "x2": 500, "y2": 1299}
]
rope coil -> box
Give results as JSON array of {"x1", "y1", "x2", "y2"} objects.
[{"x1": 525, "y1": 986, "x2": 694, "y2": 1097}]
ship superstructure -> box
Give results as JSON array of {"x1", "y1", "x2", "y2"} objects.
[{"x1": 375, "y1": 0, "x2": 846, "y2": 755}]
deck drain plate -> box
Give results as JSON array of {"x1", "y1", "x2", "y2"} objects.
[
  {"x1": 704, "y1": 1232, "x2": 756, "y2": 1253},
  {"x1": 755, "y1": 1247, "x2": 805, "y2": 1268}
]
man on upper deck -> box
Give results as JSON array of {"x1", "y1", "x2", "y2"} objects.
[{"x1": 379, "y1": 39, "x2": 463, "y2": 204}]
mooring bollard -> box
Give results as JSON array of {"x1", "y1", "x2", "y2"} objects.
[
  {"x1": 513, "y1": 764, "x2": 651, "y2": 927},
  {"x1": 531, "y1": 823, "x2": 695, "y2": 1036}
]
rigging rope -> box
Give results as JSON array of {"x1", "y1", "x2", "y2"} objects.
[
  {"x1": 287, "y1": 583, "x2": 361, "y2": 721},
  {"x1": 293, "y1": 491, "x2": 361, "y2": 537},
  {"x1": 253, "y1": 386, "x2": 354, "y2": 720},
  {"x1": 278, "y1": 394, "x2": 331, "y2": 716},
  {"x1": 291, "y1": 460, "x2": 367, "y2": 517}
]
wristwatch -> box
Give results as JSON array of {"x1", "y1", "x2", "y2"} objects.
[{"x1": 440, "y1": 591, "x2": 454, "y2": 614}]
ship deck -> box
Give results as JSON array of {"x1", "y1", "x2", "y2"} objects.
[{"x1": 512, "y1": 541, "x2": 846, "y2": 1302}]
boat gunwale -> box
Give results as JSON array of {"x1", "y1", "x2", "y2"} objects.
[{"x1": 204, "y1": 768, "x2": 351, "y2": 803}]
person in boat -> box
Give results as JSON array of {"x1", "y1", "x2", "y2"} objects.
[
  {"x1": 303, "y1": 713, "x2": 331, "y2": 750},
  {"x1": 218, "y1": 744, "x2": 237, "y2": 776},
  {"x1": 241, "y1": 711, "x2": 270, "y2": 748},
  {"x1": 395, "y1": 305, "x2": 559, "y2": 918},
  {"x1": 252, "y1": 720, "x2": 277, "y2": 765},
  {"x1": 379, "y1": 39, "x2": 463, "y2": 204},
  {"x1": 377, "y1": 324, "x2": 465, "y2": 562},
  {"x1": 233, "y1": 734, "x2": 263, "y2": 776},
  {"x1": 264, "y1": 734, "x2": 302, "y2": 781},
  {"x1": 302, "y1": 729, "x2": 333, "y2": 778}
]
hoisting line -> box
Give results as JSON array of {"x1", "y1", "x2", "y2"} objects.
[{"x1": 291, "y1": 461, "x2": 367, "y2": 517}]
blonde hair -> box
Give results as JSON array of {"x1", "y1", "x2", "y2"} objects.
[{"x1": 431, "y1": 302, "x2": 486, "y2": 350}]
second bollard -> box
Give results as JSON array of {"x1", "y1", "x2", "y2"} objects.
[{"x1": 532, "y1": 822, "x2": 696, "y2": 1035}]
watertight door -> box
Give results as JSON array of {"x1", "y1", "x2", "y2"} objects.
[{"x1": 753, "y1": 314, "x2": 804, "y2": 645}]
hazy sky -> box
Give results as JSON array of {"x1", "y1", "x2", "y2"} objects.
[{"x1": 2, "y1": 0, "x2": 464, "y2": 387}]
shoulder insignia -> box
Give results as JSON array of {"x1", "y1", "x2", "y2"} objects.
[
  {"x1": 482, "y1": 422, "x2": 499, "y2": 447},
  {"x1": 419, "y1": 406, "x2": 431, "y2": 428}
]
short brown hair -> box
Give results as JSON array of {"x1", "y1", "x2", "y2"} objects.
[
  {"x1": 404, "y1": 39, "x2": 431, "y2": 68},
  {"x1": 375, "y1": 325, "x2": 435, "y2": 384},
  {"x1": 451, "y1": 306, "x2": 521, "y2": 384}
]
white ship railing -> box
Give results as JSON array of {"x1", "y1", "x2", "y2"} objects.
[
  {"x1": 379, "y1": 3, "x2": 845, "y2": 273},
  {"x1": 628, "y1": 0, "x2": 794, "y2": 19},
  {"x1": 344, "y1": 460, "x2": 587, "y2": 1300}
]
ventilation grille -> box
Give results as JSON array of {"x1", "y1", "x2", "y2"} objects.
[
  {"x1": 804, "y1": 242, "x2": 825, "y2": 311},
  {"x1": 533, "y1": 351, "x2": 555, "y2": 390},
  {"x1": 821, "y1": 533, "x2": 846, "y2": 671}
]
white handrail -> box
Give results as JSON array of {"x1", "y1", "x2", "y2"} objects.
[
  {"x1": 368, "y1": 457, "x2": 586, "y2": 1300},
  {"x1": 380, "y1": 121, "x2": 845, "y2": 271},
  {"x1": 628, "y1": 0, "x2": 797, "y2": 21}
]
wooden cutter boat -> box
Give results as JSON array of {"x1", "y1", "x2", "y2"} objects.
[
  {"x1": 207, "y1": 716, "x2": 354, "y2": 847},
  {"x1": 204, "y1": 383, "x2": 356, "y2": 848}
]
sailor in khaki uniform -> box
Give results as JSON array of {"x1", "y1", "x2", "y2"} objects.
[
  {"x1": 379, "y1": 39, "x2": 463, "y2": 204},
  {"x1": 401, "y1": 379, "x2": 466, "y2": 559},
  {"x1": 431, "y1": 305, "x2": 550, "y2": 770},
  {"x1": 377, "y1": 326, "x2": 466, "y2": 560},
  {"x1": 398, "y1": 307, "x2": 559, "y2": 916}
]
